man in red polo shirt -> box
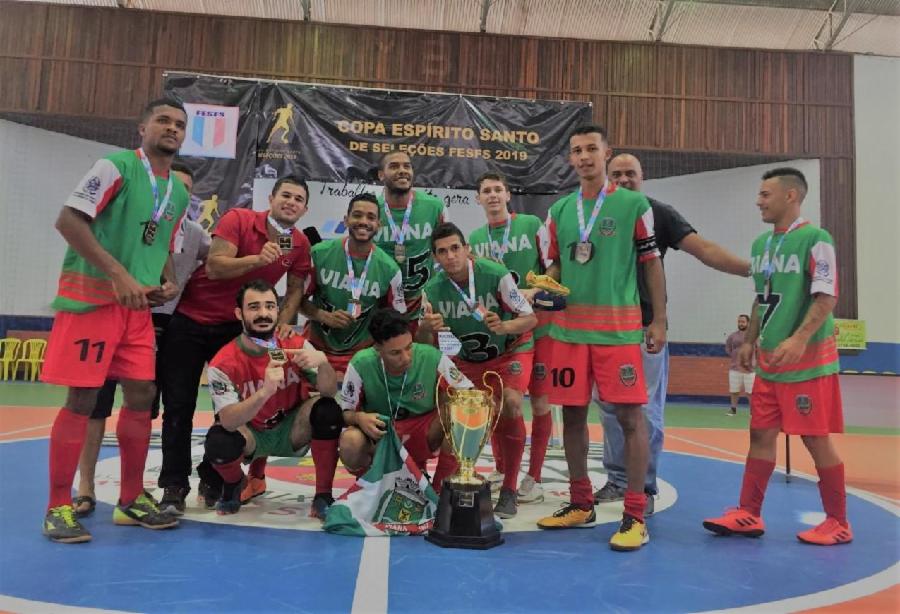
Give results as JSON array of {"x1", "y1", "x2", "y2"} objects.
[{"x1": 157, "y1": 175, "x2": 313, "y2": 513}]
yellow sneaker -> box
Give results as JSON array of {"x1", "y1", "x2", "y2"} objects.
[
  {"x1": 609, "y1": 515, "x2": 649, "y2": 551},
  {"x1": 537, "y1": 503, "x2": 596, "y2": 529}
]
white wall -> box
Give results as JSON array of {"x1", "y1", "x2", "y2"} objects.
[
  {"x1": 647, "y1": 159, "x2": 821, "y2": 344},
  {"x1": 0, "y1": 120, "x2": 117, "y2": 316},
  {"x1": 854, "y1": 55, "x2": 900, "y2": 344}
]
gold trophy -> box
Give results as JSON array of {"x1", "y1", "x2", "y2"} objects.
[{"x1": 425, "y1": 371, "x2": 504, "y2": 549}]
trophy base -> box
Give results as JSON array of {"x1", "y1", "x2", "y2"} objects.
[{"x1": 425, "y1": 481, "x2": 504, "y2": 550}]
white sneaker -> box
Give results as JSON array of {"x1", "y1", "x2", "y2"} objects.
[
  {"x1": 517, "y1": 475, "x2": 544, "y2": 503},
  {"x1": 486, "y1": 470, "x2": 504, "y2": 493}
]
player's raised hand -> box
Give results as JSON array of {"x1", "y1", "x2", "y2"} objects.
[
  {"x1": 420, "y1": 297, "x2": 445, "y2": 332},
  {"x1": 112, "y1": 270, "x2": 149, "y2": 310},
  {"x1": 737, "y1": 341, "x2": 755, "y2": 371},
  {"x1": 483, "y1": 310, "x2": 506, "y2": 334},
  {"x1": 284, "y1": 346, "x2": 328, "y2": 370},
  {"x1": 262, "y1": 356, "x2": 286, "y2": 394},
  {"x1": 356, "y1": 412, "x2": 387, "y2": 441},
  {"x1": 257, "y1": 241, "x2": 283, "y2": 266}
]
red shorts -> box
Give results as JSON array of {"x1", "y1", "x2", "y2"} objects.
[
  {"x1": 454, "y1": 349, "x2": 533, "y2": 395},
  {"x1": 540, "y1": 339, "x2": 647, "y2": 406},
  {"x1": 394, "y1": 411, "x2": 439, "y2": 467},
  {"x1": 750, "y1": 374, "x2": 844, "y2": 435},
  {"x1": 529, "y1": 334, "x2": 554, "y2": 397},
  {"x1": 41, "y1": 304, "x2": 155, "y2": 388}
]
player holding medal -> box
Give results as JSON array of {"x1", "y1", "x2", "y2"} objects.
[
  {"x1": 301, "y1": 193, "x2": 407, "y2": 380},
  {"x1": 535, "y1": 125, "x2": 666, "y2": 553},
  {"x1": 417, "y1": 223, "x2": 537, "y2": 518},
  {"x1": 375, "y1": 152, "x2": 448, "y2": 323},
  {"x1": 468, "y1": 172, "x2": 557, "y2": 504},
  {"x1": 203, "y1": 280, "x2": 342, "y2": 520}
]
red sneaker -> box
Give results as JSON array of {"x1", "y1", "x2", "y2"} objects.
[
  {"x1": 797, "y1": 518, "x2": 853, "y2": 545},
  {"x1": 703, "y1": 507, "x2": 765, "y2": 537},
  {"x1": 240, "y1": 476, "x2": 267, "y2": 504}
]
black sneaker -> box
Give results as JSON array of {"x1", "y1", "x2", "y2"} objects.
[
  {"x1": 310, "y1": 493, "x2": 334, "y2": 520},
  {"x1": 727, "y1": 408, "x2": 737, "y2": 416},
  {"x1": 645, "y1": 493, "x2": 656, "y2": 516},
  {"x1": 113, "y1": 491, "x2": 179, "y2": 530},
  {"x1": 494, "y1": 487, "x2": 518, "y2": 519},
  {"x1": 160, "y1": 486, "x2": 189, "y2": 516},
  {"x1": 197, "y1": 480, "x2": 222, "y2": 509},
  {"x1": 593, "y1": 480, "x2": 627, "y2": 504},
  {"x1": 216, "y1": 478, "x2": 246, "y2": 516},
  {"x1": 43, "y1": 505, "x2": 92, "y2": 543}
]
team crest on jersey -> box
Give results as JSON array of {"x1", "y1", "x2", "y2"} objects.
[
  {"x1": 795, "y1": 394, "x2": 812, "y2": 415},
  {"x1": 599, "y1": 217, "x2": 617, "y2": 237},
  {"x1": 508, "y1": 361, "x2": 523, "y2": 375},
  {"x1": 619, "y1": 364, "x2": 637, "y2": 387},
  {"x1": 85, "y1": 176, "x2": 101, "y2": 197},
  {"x1": 534, "y1": 363, "x2": 547, "y2": 380},
  {"x1": 411, "y1": 382, "x2": 425, "y2": 401},
  {"x1": 210, "y1": 380, "x2": 228, "y2": 395},
  {"x1": 163, "y1": 203, "x2": 176, "y2": 222}
]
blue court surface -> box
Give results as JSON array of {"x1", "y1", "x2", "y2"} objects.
[{"x1": 1, "y1": 436, "x2": 897, "y2": 613}]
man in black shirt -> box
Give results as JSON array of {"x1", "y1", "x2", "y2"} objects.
[{"x1": 595, "y1": 153, "x2": 750, "y2": 513}]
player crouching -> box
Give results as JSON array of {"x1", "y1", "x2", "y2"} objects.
[{"x1": 200, "y1": 280, "x2": 343, "y2": 520}]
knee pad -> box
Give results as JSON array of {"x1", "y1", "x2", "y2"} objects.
[
  {"x1": 204, "y1": 424, "x2": 246, "y2": 464},
  {"x1": 309, "y1": 397, "x2": 343, "y2": 440}
]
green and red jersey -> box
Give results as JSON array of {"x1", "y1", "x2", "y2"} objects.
[
  {"x1": 338, "y1": 343, "x2": 473, "y2": 418},
  {"x1": 543, "y1": 184, "x2": 659, "y2": 345},
  {"x1": 750, "y1": 220, "x2": 840, "y2": 382},
  {"x1": 468, "y1": 212, "x2": 547, "y2": 289},
  {"x1": 422, "y1": 257, "x2": 534, "y2": 363},
  {"x1": 304, "y1": 238, "x2": 406, "y2": 355},
  {"x1": 53, "y1": 149, "x2": 190, "y2": 312},
  {"x1": 375, "y1": 190, "x2": 447, "y2": 314}
]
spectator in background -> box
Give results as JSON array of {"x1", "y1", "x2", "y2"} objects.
[{"x1": 725, "y1": 314, "x2": 755, "y2": 416}]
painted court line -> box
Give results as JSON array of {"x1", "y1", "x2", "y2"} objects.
[
  {"x1": 351, "y1": 537, "x2": 390, "y2": 614},
  {"x1": 0, "y1": 423, "x2": 54, "y2": 437},
  {"x1": 0, "y1": 594, "x2": 126, "y2": 613}
]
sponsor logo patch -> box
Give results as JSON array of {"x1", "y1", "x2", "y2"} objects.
[
  {"x1": 508, "y1": 361, "x2": 522, "y2": 375},
  {"x1": 534, "y1": 363, "x2": 546, "y2": 380},
  {"x1": 411, "y1": 382, "x2": 425, "y2": 401}
]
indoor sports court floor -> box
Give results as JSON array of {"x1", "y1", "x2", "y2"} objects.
[{"x1": 1, "y1": 382, "x2": 897, "y2": 613}]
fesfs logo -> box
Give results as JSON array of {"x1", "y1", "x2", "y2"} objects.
[{"x1": 180, "y1": 103, "x2": 239, "y2": 159}]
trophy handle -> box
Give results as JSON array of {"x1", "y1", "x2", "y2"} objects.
[
  {"x1": 435, "y1": 371, "x2": 452, "y2": 443},
  {"x1": 481, "y1": 370, "x2": 505, "y2": 445}
]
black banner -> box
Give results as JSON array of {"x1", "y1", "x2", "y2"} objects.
[{"x1": 164, "y1": 73, "x2": 591, "y2": 218}]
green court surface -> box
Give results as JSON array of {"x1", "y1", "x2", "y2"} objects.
[{"x1": 2, "y1": 382, "x2": 896, "y2": 435}]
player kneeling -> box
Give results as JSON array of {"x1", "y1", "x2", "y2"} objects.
[
  {"x1": 338, "y1": 309, "x2": 474, "y2": 493},
  {"x1": 200, "y1": 280, "x2": 342, "y2": 520}
]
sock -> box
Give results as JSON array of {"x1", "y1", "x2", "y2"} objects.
[
  {"x1": 311, "y1": 439, "x2": 339, "y2": 497},
  {"x1": 213, "y1": 458, "x2": 244, "y2": 484},
  {"x1": 500, "y1": 415, "x2": 526, "y2": 491},
  {"x1": 432, "y1": 449, "x2": 458, "y2": 495},
  {"x1": 738, "y1": 456, "x2": 776, "y2": 516},
  {"x1": 47, "y1": 409, "x2": 89, "y2": 510},
  {"x1": 528, "y1": 412, "x2": 553, "y2": 482},
  {"x1": 624, "y1": 490, "x2": 647, "y2": 523},
  {"x1": 491, "y1": 431, "x2": 505, "y2": 474},
  {"x1": 248, "y1": 456, "x2": 268, "y2": 480},
  {"x1": 570, "y1": 476, "x2": 593, "y2": 510},
  {"x1": 116, "y1": 407, "x2": 152, "y2": 505},
  {"x1": 816, "y1": 463, "x2": 847, "y2": 526}
]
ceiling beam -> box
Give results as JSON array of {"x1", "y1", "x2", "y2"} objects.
[
  {"x1": 479, "y1": 0, "x2": 493, "y2": 33},
  {"x1": 650, "y1": 0, "x2": 677, "y2": 42},
  {"x1": 815, "y1": 0, "x2": 857, "y2": 50}
]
